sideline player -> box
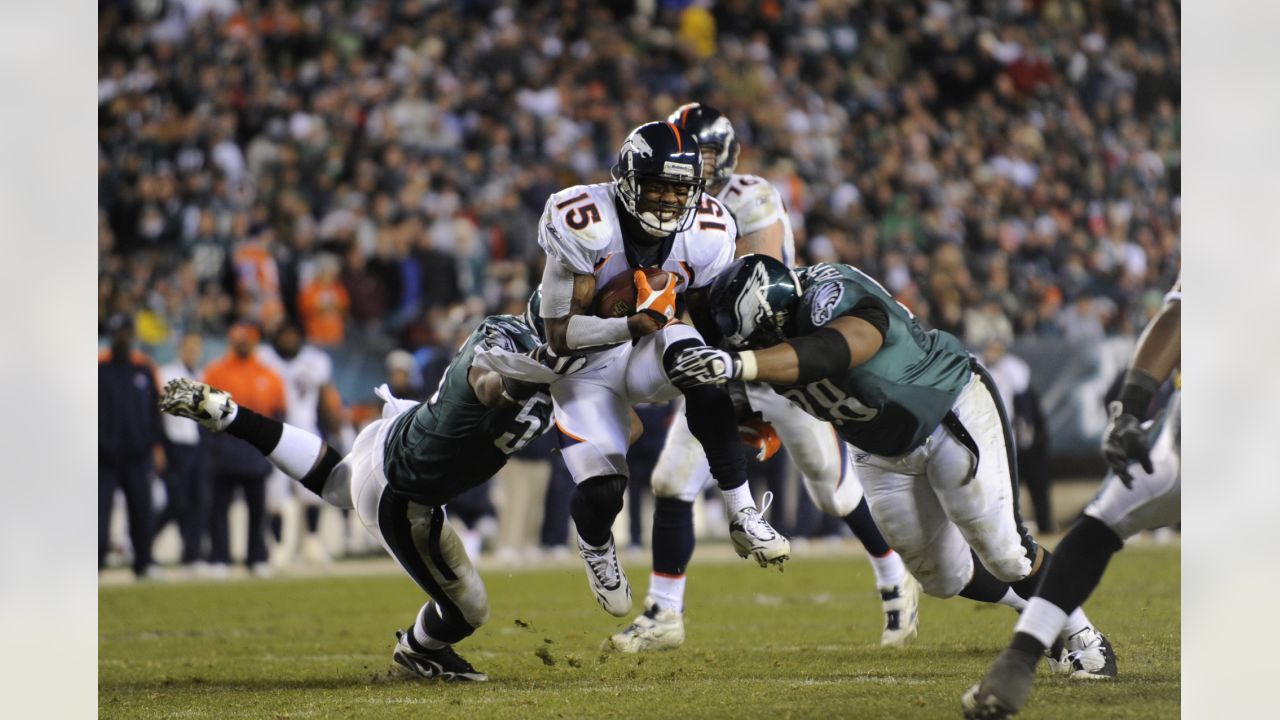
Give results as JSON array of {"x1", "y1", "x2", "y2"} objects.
[
  {"x1": 961, "y1": 275, "x2": 1180, "y2": 718},
  {"x1": 159, "y1": 309, "x2": 553, "y2": 682},
  {"x1": 258, "y1": 321, "x2": 350, "y2": 566},
  {"x1": 608, "y1": 104, "x2": 915, "y2": 653},
  {"x1": 670, "y1": 255, "x2": 1116, "y2": 677},
  {"x1": 506, "y1": 121, "x2": 789, "y2": 618}
]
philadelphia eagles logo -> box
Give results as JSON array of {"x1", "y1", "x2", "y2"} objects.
[
  {"x1": 810, "y1": 281, "x2": 844, "y2": 326},
  {"x1": 728, "y1": 260, "x2": 774, "y2": 346}
]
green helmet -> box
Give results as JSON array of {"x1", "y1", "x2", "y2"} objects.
[
  {"x1": 708, "y1": 254, "x2": 802, "y2": 349},
  {"x1": 525, "y1": 286, "x2": 547, "y2": 343}
]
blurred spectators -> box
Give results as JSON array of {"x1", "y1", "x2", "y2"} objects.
[
  {"x1": 99, "y1": 0, "x2": 1180, "y2": 358},
  {"x1": 98, "y1": 314, "x2": 165, "y2": 579},
  {"x1": 201, "y1": 322, "x2": 286, "y2": 578},
  {"x1": 156, "y1": 332, "x2": 210, "y2": 570}
]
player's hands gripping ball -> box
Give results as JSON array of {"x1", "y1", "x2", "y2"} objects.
[{"x1": 634, "y1": 269, "x2": 680, "y2": 325}]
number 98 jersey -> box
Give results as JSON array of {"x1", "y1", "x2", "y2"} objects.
[
  {"x1": 382, "y1": 315, "x2": 553, "y2": 506},
  {"x1": 778, "y1": 264, "x2": 973, "y2": 457}
]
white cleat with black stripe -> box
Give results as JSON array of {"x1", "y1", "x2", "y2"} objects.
[
  {"x1": 578, "y1": 533, "x2": 632, "y2": 616},
  {"x1": 879, "y1": 573, "x2": 921, "y2": 647},
  {"x1": 1047, "y1": 626, "x2": 1117, "y2": 679},
  {"x1": 728, "y1": 491, "x2": 790, "y2": 569},
  {"x1": 392, "y1": 630, "x2": 488, "y2": 682}
]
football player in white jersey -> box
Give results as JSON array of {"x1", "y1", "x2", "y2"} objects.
[
  {"x1": 963, "y1": 275, "x2": 1181, "y2": 718},
  {"x1": 488, "y1": 121, "x2": 790, "y2": 618},
  {"x1": 258, "y1": 321, "x2": 350, "y2": 566},
  {"x1": 607, "y1": 104, "x2": 916, "y2": 653}
]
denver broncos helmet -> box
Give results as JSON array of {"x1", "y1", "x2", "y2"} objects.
[
  {"x1": 611, "y1": 121, "x2": 705, "y2": 237},
  {"x1": 668, "y1": 103, "x2": 740, "y2": 188},
  {"x1": 708, "y1": 254, "x2": 802, "y2": 350}
]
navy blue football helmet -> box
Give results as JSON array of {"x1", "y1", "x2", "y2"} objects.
[
  {"x1": 668, "y1": 103, "x2": 740, "y2": 190},
  {"x1": 611, "y1": 121, "x2": 705, "y2": 237},
  {"x1": 708, "y1": 254, "x2": 802, "y2": 350}
]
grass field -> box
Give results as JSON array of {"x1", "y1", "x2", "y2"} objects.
[{"x1": 99, "y1": 543, "x2": 1179, "y2": 719}]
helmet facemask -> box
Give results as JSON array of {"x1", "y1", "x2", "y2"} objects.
[{"x1": 613, "y1": 168, "x2": 705, "y2": 238}]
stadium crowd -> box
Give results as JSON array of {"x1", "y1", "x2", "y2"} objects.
[
  {"x1": 99, "y1": 0, "x2": 1180, "y2": 354},
  {"x1": 98, "y1": 0, "x2": 1179, "y2": 575}
]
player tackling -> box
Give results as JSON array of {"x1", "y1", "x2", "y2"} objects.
[
  {"x1": 670, "y1": 255, "x2": 1117, "y2": 678},
  {"x1": 159, "y1": 309, "x2": 553, "y2": 682}
]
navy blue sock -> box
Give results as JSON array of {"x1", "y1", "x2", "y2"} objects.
[
  {"x1": 1032, "y1": 515, "x2": 1124, "y2": 612},
  {"x1": 651, "y1": 497, "x2": 695, "y2": 576},
  {"x1": 570, "y1": 475, "x2": 627, "y2": 547},
  {"x1": 842, "y1": 498, "x2": 891, "y2": 557},
  {"x1": 664, "y1": 340, "x2": 749, "y2": 492},
  {"x1": 958, "y1": 552, "x2": 1012, "y2": 604}
]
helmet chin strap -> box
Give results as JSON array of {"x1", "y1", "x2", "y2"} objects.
[{"x1": 636, "y1": 211, "x2": 677, "y2": 237}]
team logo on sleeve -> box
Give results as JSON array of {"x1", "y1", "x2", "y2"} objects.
[{"x1": 810, "y1": 281, "x2": 844, "y2": 326}]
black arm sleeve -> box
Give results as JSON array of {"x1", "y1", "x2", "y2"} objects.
[
  {"x1": 842, "y1": 298, "x2": 888, "y2": 341},
  {"x1": 787, "y1": 328, "x2": 854, "y2": 384}
]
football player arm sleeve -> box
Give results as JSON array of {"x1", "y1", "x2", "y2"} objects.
[
  {"x1": 468, "y1": 365, "x2": 542, "y2": 408},
  {"x1": 738, "y1": 313, "x2": 885, "y2": 385},
  {"x1": 1116, "y1": 298, "x2": 1181, "y2": 419}
]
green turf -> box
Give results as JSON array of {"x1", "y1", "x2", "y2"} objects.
[{"x1": 100, "y1": 545, "x2": 1179, "y2": 719}]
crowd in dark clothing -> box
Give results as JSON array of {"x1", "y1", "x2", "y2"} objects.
[{"x1": 99, "y1": 0, "x2": 1179, "y2": 359}]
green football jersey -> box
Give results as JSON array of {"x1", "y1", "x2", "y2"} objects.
[
  {"x1": 774, "y1": 263, "x2": 972, "y2": 456},
  {"x1": 382, "y1": 315, "x2": 553, "y2": 506}
]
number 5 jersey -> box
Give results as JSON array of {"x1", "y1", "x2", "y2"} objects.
[{"x1": 382, "y1": 315, "x2": 553, "y2": 505}]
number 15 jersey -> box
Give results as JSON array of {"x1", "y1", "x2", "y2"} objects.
[
  {"x1": 382, "y1": 315, "x2": 553, "y2": 506},
  {"x1": 776, "y1": 263, "x2": 972, "y2": 457}
]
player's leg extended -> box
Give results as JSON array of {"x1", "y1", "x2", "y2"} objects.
[
  {"x1": 607, "y1": 399, "x2": 709, "y2": 653},
  {"x1": 639, "y1": 327, "x2": 788, "y2": 568},
  {"x1": 751, "y1": 384, "x2": 914, "y2": 646},
  {"x1": 551, "y1": 368, "x2": 635, "y2": 617},
  {"x1": 159, "y1": 378, "x2": 348, "y2": 507}
]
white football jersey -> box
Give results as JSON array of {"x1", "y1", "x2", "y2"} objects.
[
  {"x1": 716, "y1": 174, "x2": 796, "y2": 268},
  {"x1": 159, "y1": 360, "x2": 201, "y2": 445},
  {"x1": 538, "y1": 182, "x2": 738, "y2": 292},
  {"x1": 258, "y1": 344, "x2": 333, "y2": 434}
]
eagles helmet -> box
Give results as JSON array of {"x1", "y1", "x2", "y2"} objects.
[
  {"x1": 611, "y1": 121, "x2": 705, "y2": 238},
  {"x1": 525, "y1": 286, "x2": 547, "y2": 343},
  {"x1": 708, "y1": 254, "x2": 802, "y2": 350},
  {"x1": 668, "y1": 103, "x2": 740, "y2": 189}
]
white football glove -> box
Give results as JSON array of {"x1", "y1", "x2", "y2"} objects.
[{"x1": 668, "y1": 346, "x2": 742, "y2": 389}]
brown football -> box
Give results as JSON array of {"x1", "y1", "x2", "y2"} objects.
[{"x1": 593, "y1": 267, "x2": 673, "y2": 318}]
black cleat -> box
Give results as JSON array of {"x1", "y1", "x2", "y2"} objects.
[
  {"x1": 960, "y1": 647, "x2": 1038, "y2": 719},
  {"x1": 392, "y1": 630, "x2": 488, "y2": 682}
]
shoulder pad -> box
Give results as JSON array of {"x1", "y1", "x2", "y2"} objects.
[{"x1": 539, "y1": 186, "x2": 616, "y2": 273}]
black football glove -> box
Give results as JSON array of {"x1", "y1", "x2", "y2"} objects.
[{"x1": 1101, "y1": 401, "x2": 1154, "y2": 488}]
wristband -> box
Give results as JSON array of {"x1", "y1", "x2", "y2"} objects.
[{"x1": 738, "y1": 350, "x2": 758, "y2": 382}]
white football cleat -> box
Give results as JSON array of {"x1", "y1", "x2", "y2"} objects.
[
  {"x1": 160, "y1": 378, "x2": 238, "y2": 431},
  {"x1": 727, "y1": 491, "x2": 790, "y2": 568},
  {"x1": 578, "y1": 534, "x2": 632, "y2": 617},
  {"x1": 879, "y1": 572, "x2": 921, "y2": 647},
  {"x1": 1047, "y1": 626, "x2": 1117, "y2": 679},
  {"x1": 605, "y1": 597, "x2": 685, "y2": 653}
]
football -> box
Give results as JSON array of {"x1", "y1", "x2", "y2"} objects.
[{"x1": 592, "y1": 267, "x2": 672, "y2": 318}]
